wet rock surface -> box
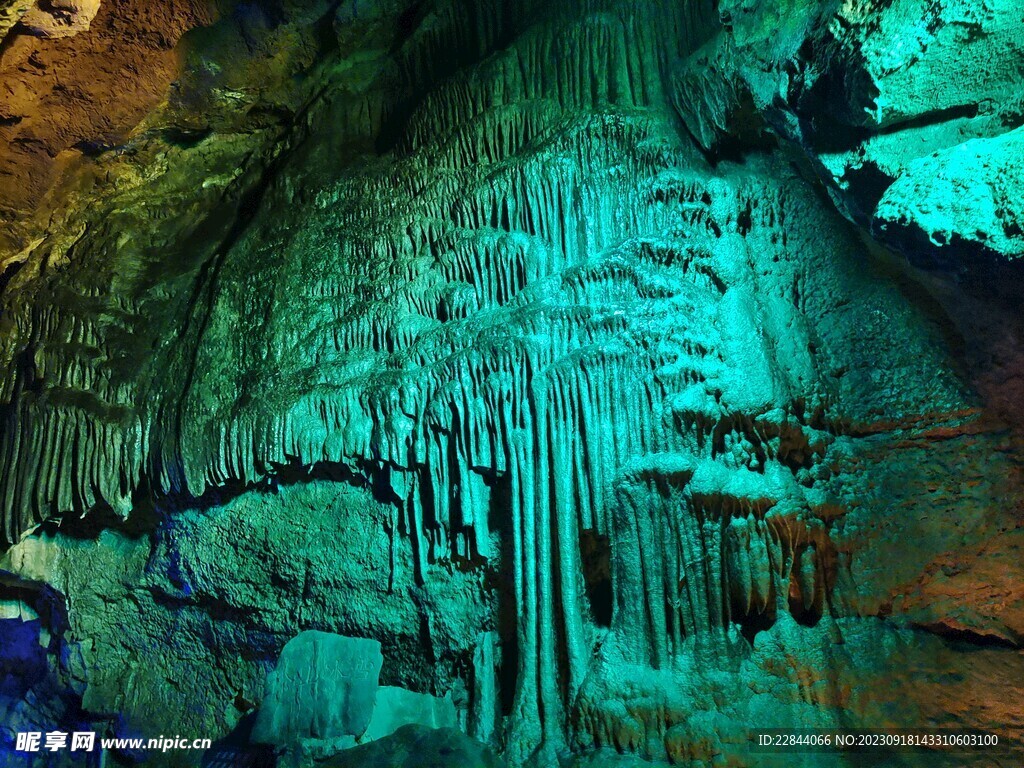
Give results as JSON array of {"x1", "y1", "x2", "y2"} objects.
[
  {"x1": 674, "y1": 0, "x2": 1024, "y2": 267},
  {"x1": 0, "y1": 0, "x2": 1023, "y2": 767}
]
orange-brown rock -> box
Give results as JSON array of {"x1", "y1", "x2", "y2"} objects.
[
  {"x1": 0, "y1": 0, "x2": 216, "y2": 227},
  {"x1": 895, "y1": 530, "x2": 1024, "y2": 646}
]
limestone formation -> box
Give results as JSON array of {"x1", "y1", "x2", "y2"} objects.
[
  {"x1": 252, "y1": 632, "x2": 383, "y2": 747},
  {"x1": 670, "y1": 0, "x2": 1024, "y2": 266},
  {"x1": 362, "y1": 687, "x2": 458, "y2": 742},
  {"x1": 0, "y1": 0, "x2": 33, "y2": 43},
  {"x1": 875, "y1": 127, "x2": 1024, "y2": 262},
  {"x1": 19, "y1": 0, "x2": 101, "y2": 38},
  {"x1": 0, "y1": 0, "x2": 1023, "y2": 766}
]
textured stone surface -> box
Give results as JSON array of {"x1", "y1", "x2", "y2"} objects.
[
  {"x1": 672, "y1": 0, "x2": 1024, "y2": 266},
  {"x1": 362, "y1": 687, "x2": 458, "y2": 742},
  {"x1": 0, "y1": 0, "x2": 33, "y2": 42},
  {"x1": 20, "y1": 0, "x2": 102, "y2": 38},
  {"x1": 0, "y1": 478, "x2": 490, "y2": 761},
  {"x1": 0, "y1": 0, "x2": 1022, "y2": 766},
  {"x1": 0, "y1": 0, "x2": 219, "y2": 243},
  {"x1": 875, "y1": 127, "x2": 1024, "y2": 262},
  {"x1": 252, "y1": 631, "x2": 383, "y2": 746}
]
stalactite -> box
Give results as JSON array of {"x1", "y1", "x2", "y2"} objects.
[{"x1": 0, "y1": 0, "x2": 989, "y2": 763}]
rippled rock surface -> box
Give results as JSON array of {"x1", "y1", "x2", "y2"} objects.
[{"x1": 1, "y1": 1, "x2": 1023, "y2": 766}]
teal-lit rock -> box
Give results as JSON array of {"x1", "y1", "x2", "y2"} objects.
[
  {"x1": 362, "y1": 687, "x2": 458, "y2": 742},
  {"x1": 875, "y1": 127, "x2": 1024, "y2": 261},
  {"x1": 0, "y1": 0, "x2": 1023, "y2": 766},
  {"x1": 252, "y1": 631, "x2": 383, "y2": 747}
]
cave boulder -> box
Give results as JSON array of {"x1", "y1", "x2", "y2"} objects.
[
  {"x1": 252, "y1": 631, "x2": 383, "y2": 747},
  {"x1": 874, "y1": 127, "x2": 1024, "y2": 264},
  {"x1": 361, "y1": 686, "x2": 458, "y2": 742}
]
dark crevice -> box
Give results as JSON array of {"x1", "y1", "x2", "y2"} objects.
[
  {"x1": 0, "y1": 259, "x2": 25, "y2": 295},
  {"x1": 735, "y1": 606, "x2": 775, "y2": 647},
  {"x1": 485, "y1": 473, "x2": 519, "y2": 720},
  {"x1": 579, "y1": 530, "x2": 612, "y2": 628},
  {"x1": 913, "y1": 621, "x2": 1021, "y2": 650}
]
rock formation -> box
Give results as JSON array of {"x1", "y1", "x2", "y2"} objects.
[
  {"x1": 0, "y1": 0, "x2": 1023, "y2": 766},
  {"x1": 19, "y1": 0, "x2": 102, "y2": 38},
  {"x1": 0, "y1": 1, "x2": 33, "y2": 42},
  {"x1": 676, "y1": 0, "x2": 1024, "y2": 268}
]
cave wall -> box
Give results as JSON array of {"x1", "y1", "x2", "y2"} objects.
[{"x1": 1, "y1": 0, "x2": 1024, "y2": 766}]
